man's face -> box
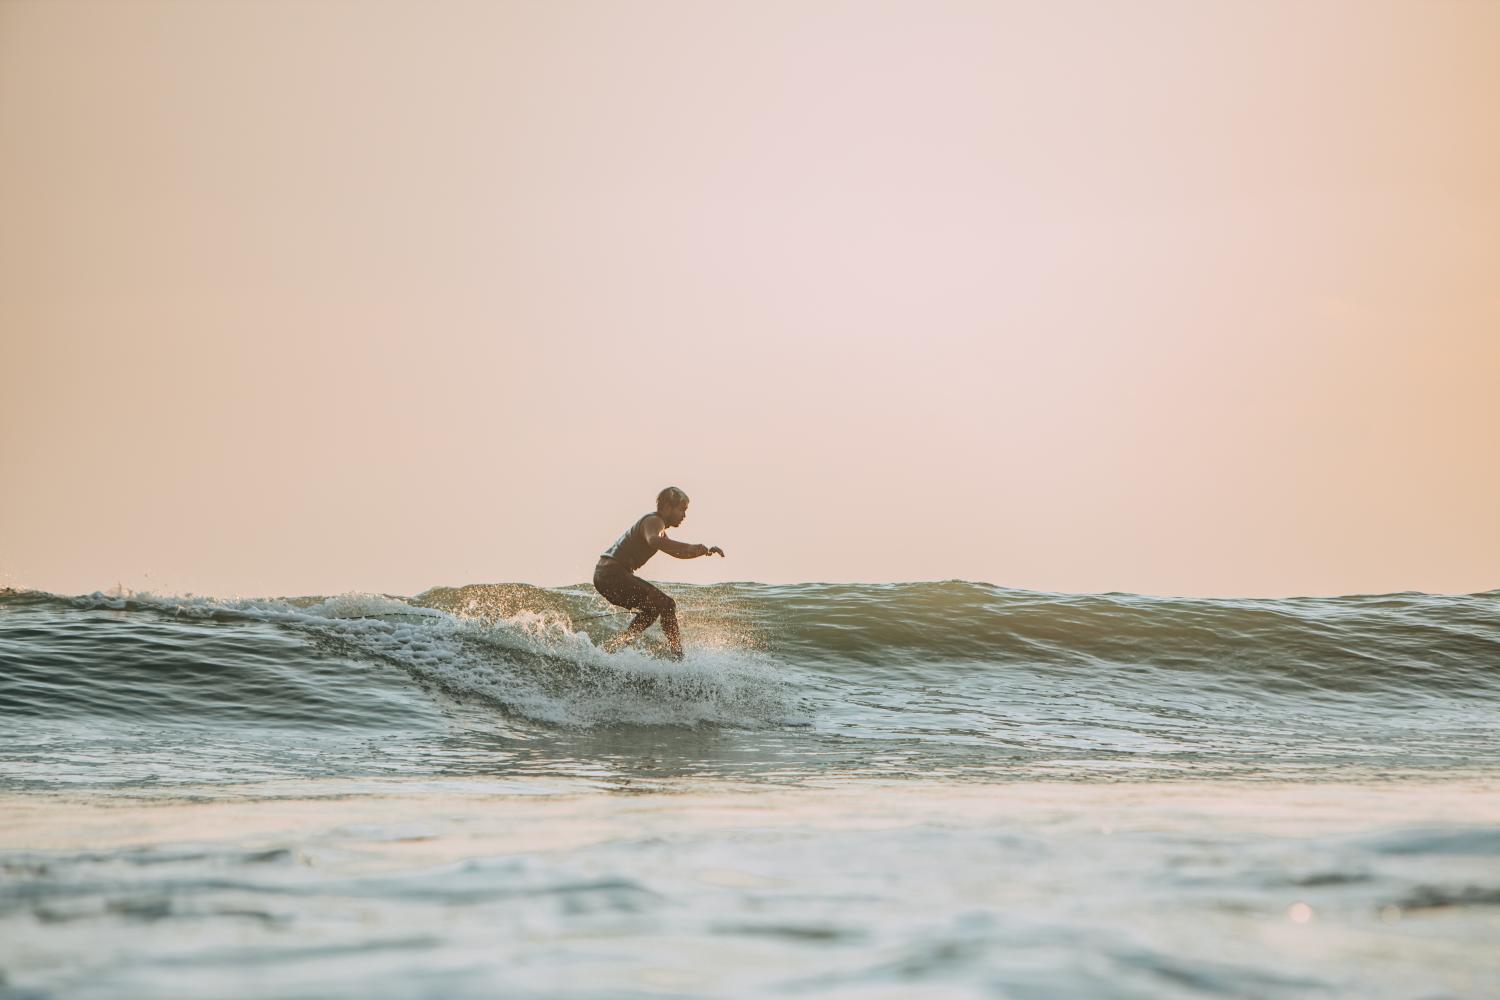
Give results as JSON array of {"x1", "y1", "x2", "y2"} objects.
[{"x1": 665, "y1": 500, "x2": 688, "y2": 528}]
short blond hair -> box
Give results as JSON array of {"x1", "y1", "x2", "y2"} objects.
[{"x1": 656, "y1": 486, "x2": 689, "y2": 512}]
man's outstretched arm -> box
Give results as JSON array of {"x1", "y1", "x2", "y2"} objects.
[
  {"x1": 657, "y1": 538, "x2": 725, "y2": 559},
  {"x1": 645, "y1": 518, "x2": 725, "y2": 559}
]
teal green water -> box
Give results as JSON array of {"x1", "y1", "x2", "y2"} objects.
[{"x1": 3, "y1": 583, "x2": 1498, "y2": 787}]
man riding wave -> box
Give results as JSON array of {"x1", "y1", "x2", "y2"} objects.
[{"x1": 593, "y1": 487, "x2": 723, "y2": 659}]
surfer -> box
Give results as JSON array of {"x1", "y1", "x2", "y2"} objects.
[{"x1": 594, "y1": 487, "x2": 724, "y2": 659}]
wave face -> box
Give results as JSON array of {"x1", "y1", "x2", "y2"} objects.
[{"x1": 2, "y1": 582, "x2": 1498, "y2": 788}]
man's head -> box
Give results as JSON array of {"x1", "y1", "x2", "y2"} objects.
[{"x1": 656, "y1": 486, "x2": 689, "y2": 527}]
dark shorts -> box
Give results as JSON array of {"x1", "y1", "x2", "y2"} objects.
[{"x1": 593, "y1": 562, "x2": 675, "y2": 615}]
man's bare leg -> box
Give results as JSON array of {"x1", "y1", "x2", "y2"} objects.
[
  {"x1": 603, "y1": 607, "x2": 659, "y2": 653},
  {"x1": 660, "y1": 607, "x2": 683, "y2": 660}
]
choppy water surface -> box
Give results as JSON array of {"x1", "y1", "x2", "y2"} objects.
[{"x1": 2, "y1": 582, "x2": 1498, "y2": 997}]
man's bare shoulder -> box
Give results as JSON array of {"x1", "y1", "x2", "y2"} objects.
[{"x1": 641, "y1": 513, "x2": 666, "y2": 544}]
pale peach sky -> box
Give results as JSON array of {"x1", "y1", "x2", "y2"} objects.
[{"x1": 2, "y1": 0, "x2": 1497, "y2": 599}]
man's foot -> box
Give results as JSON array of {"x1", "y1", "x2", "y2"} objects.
[{"x1": 666, "y1": 647, "x2": 685, "y2": 662}]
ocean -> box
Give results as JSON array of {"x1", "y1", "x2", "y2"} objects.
[{"x1": 2, "y1": 582, "x2": 1498, "y2": 997}]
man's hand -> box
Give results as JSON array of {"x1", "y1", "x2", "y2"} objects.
[{"x1": 705, "y1": 545, "x2": 725, "y2": 557}]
